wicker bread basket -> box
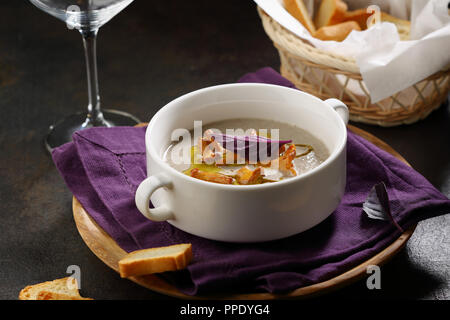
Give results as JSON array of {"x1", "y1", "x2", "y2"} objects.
[{"x1": 257, "y1": 7, "x2": 450, "y2": 127}]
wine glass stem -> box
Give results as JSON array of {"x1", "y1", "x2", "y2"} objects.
[{"x1": 81, "y1": 29, "x2": 108, "y2": 127}]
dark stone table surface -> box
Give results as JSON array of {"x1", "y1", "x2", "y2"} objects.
[{"x1": 0, "y1": 0, "x2": 448, "y2": 300}]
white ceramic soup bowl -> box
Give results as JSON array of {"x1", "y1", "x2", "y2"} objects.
[{"x1": 135, "y1": 83, "x2": 348, "y2": 242}]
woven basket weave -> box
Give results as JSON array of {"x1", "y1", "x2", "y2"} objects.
[{"x1": 257, "y1": 7, "x2": 450, "y2": 127}]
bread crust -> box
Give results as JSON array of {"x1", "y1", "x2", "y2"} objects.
[
  {"x1": 341, "y1": 8, "x2": 374, "y2": 30},
  {"x1": 314, "y1": 0, "x2": 348, "y2": 28},
  {"x1": 314, "y1": 21, "x2": 361, "y2": 41},
  {"x1": 37, "y1": 291, "x2": 93, "y2": 300},
  {"x1": 119, "y1": 243, "x2": 193, "y2": 278},
  {"x1": 19, "y1": 277, "x2": 92, "y2": 300},
  {"x1": 284, "y1": 0, "x2": 316, "y2": 34}
]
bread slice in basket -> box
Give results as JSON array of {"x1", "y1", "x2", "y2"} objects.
[
  {"x1": 314, "y1": 20, "x2": 361, "y2": 41},
  {"x1": 19, "y1": 277, "x2": 92, "y2": 300},
  {"x1": 119, "y1": 243, "x2": 193, "y2": 278},
  {"x1": 283, "y1": 0, "x2": 316, "y2": 34},
  {"x1": 314, "y1": 0, "x2": 348, "y2": 28},
  {"x1": 341, "y1": 8, "x2": 374, "y2": 30}
]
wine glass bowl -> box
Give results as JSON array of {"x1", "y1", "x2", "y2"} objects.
[
  {"x1": 29, "y1": 0, "x2": 134, "y2": 30},
  {"x1": 29, "y1": 0, "x2": 140, "y2": 152}
]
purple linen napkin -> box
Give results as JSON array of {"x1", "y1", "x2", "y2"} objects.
[{"x1": 52, "y1": 67, "x2": 450, "y2": 295}]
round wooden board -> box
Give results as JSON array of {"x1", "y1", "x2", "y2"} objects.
[{"x1": 73, "y1": 124, "x2": 416, "y2": 299}]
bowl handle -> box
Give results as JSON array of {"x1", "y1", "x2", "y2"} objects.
[
  {"x1": 325, "y1": 98, "x2": 349, "y2": 125},
  {"x1": 135, "y1": 173, "x2": 174, "y2": 222}
]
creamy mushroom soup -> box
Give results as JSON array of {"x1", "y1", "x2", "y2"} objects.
[{"x1": 163, "y1": 118, "x2": 329, "y2": 185}]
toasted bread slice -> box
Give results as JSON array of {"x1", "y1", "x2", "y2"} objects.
[
  {"x1": 341, "y1": 8, "x2": 374, "y2": 30},
  {"x1": 19, "y1": 277, "x2": 91, "y2": 300},
  {"x1": 314, "y1": 0, "x2": 348, "y2": 29},
  {"x1": 284, "y1": 0, "x2": 316, "y2": 34},
  {"x1": 37, "y1": 291, "x2": 93, "y2": 300},
  {"x1": 119, "y1": 243, "x2": 193, "y2": 278},
  {"x1": 314, "y1": 20, "x2": 361, "y2": 41}
]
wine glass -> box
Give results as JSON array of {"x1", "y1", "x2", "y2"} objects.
[{"x1": 29, "y1": 0, "x2": 141, "y2": 152}]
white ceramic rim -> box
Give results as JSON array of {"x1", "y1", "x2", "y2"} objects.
[{"x1": 146, "y1": 83, "x2": 347, "y2": 191}]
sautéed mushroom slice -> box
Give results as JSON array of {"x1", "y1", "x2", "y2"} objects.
[{"x1": 190, "y1": 168, "x2": 233, "y2": 185}]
